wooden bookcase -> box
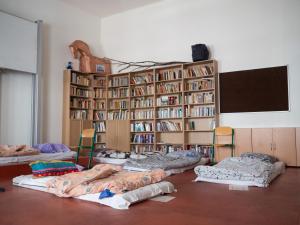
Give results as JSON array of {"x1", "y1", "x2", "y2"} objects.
[
  {"x1": 63, "y1": 60, "x2": 219, "y2": 156},
  {"x1": 62, "y1": 70, "x2": 107, "y2": 149}
]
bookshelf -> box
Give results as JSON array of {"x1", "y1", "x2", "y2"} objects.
[
  {"x1": 63, "y1": 60, "x2": 218, "y2": 157},
  {"x1": 63, "y1": 70, "x2": 107, "y2": 149}
]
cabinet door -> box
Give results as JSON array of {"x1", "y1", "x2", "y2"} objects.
[
  {"x1": 297, "y1": 128, "x2": 300, "y2": 166},
  {"x1": 273, "y1": 128, "x2": 296, "y2": 166},
  {"x1": 69, "y1": 120, "x2": 82, "y2": 147},
  {"x1": 117, "y1": 120, "x2": 130, "y2": 152},
  {"x1": 234, "y1": 128, "x2": 252, "y2": 156},
  {"x1": 252, "y1": 128, "x2": 273, "y2": 155},
  {"x1": 106, "y1": 120, "x2": 118, "y2": 149}
]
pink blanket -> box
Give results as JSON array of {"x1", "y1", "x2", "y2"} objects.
[{"x1": 46, "y1": 164, "x2": 166, "y2": 197}]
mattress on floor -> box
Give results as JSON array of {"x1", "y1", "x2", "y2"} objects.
[
  {"x1": 194, "y1": 157, "x2": 285, "y2": 187},
  {"x1": 12, "y1": 174, "x2": 175, "y2": 209},
  {"x1": 123, "y1": 150, "x2": 202, "y2": 171},
  {"x1": 125, "y1": 157, "x2": 209, "y2": 175},
  {"x1": 0, "y1": 151, "x2": 76, "y2": 166}
]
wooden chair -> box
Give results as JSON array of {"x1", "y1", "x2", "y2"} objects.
[
  {"x1": 76, "y1": 128, "x2": 96, "y2": 169},
  {"x1": 212, "y1": 127, "x2": 235, "y2": 162}
]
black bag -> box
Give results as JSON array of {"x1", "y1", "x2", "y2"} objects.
[{"x1": 191, "y1": 44, "x2": 209, "y2": 62}]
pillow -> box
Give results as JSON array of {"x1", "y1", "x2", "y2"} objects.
[
  {"x1": 33, "y1": 143, "x2": 71, "y2": 153},
  {"x1": 30, "y1": 160, "x2": 78, "y2": 177},
  {"x1": 240, "y1": 152, "x2": 278, "y2": 164}
]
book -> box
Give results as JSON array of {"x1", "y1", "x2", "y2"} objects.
[
  {"x1": 157, "y1": 107, "x2": 183, "y2": 118},
  {"x1": 131, "y1": 97, "x2": 154, "y2": 108},
  {"x1": 185, "y1": 91, "x2": 214, "y2": 104},
  {"x1": 109, "y1": 76, "x2": 129, "y2": 87},
  {"x1": 131, "y1": 73, "x2": 154, "y2": 84},
  {"x1": 185, "y1": 106, "x2": 215, "y2": 117},
  {"x1": 156, "y1": 82, "x2": 182, "y2": 94},
  {"x1": 93, "y1": 121, "x2": 106, "y2": 132},
  {"x1": 131, "y1": 134, "x2": 154, "y2": 143},
  {"x1": 107, "y1": 110, "x2": 129, "y2": 120},
  {"x1": 156, "y1": 121, "x2": 182, "y2": 132},
  {"x1": 156, "y1": 69, "x2": 182, "y2": 81},
  {"x1": 131, "y1": 122, "x2": 154, "y2": 132}
]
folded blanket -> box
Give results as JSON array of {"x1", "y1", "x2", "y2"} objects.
[
  {"x1": 33, "y1": 143, "x2": 71, "y2": 153},
  {"x1": 30, "y1": 161, "x2": 79, "y2": 177},
  {"x1": 46, "y1": 164, "x2": 166, "y2": 197},
  {"x1": 124, "y1": 150, "x2": 202, "y2": 170},
  {"x1": 194, "y1": 157, "x2": 275, "y2": 187},
  {"x1": 0, "y1": 145, "x2": 39, "y2": 157}
]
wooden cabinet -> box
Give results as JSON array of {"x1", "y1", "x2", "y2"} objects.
[
  {"x1": 273, "y1": 128, "x2": 296, "y2": 166},
  {"x1": 252, "y1": 128, "x2": 296, "y2": 166},
  {"x1": 252, "y1": 128, "x2": 273, "y2": 155},
  {"x1": 106, "y1": 120, "x2": 130, "y2": 152},
  {"x1": 234, "y1": 128, "x2": 252, "y2": 156},
  {"x1": 296, "y1": 128, "x2": 300, "y2": 166}
]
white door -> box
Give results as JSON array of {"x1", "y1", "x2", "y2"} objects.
[{"x1": 0, "y1": 70, "x2": 34, "y2": 145}]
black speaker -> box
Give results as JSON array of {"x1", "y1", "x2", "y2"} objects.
[{"x1": 191, "y1": 44, "x2": 209, "y2": 62}]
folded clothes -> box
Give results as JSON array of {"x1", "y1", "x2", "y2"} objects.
[
  {"x1": 0, "y1": 145, "x2": 39, "y2": 157},
  {"x1": 33, "y1": 143, "x2": 71, "y2": 154},
  {"x1": 30, "y1": 161, "x2": 78, "y2": 177}
]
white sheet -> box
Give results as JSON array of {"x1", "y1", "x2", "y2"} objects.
[
  {"x1": 0, "y1": 151, "x2": 76, "y2": 166},
  {"x1": 195, "y1": 161, "x2": 285, "y2": 187},
  {"x1": 12, "y1": 174, "x2": 175, "y2": 210}
]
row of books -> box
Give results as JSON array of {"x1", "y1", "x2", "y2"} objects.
[
  {"x1": 184, "y1": 64, "x2": 214, "y2": 78},
  {"x1": 157, "y1": 95, "x2": 182, "y2": 106},
  {"x1": 156, "y1": 145, "x2": 183, "y2": 153},
  {"x1": 186, "y1": 119, "x2": 216, "y2": 130},
  {"x1": 185, "y1": 79, "x2": 214, "y2": 91},
  {"x1": 131, "y1": 97, "x2": 154, "y2": 108},
  {"x1": 71, "y1": 73, "x2": 91, "y2": 86},
  {"x1": 93, "y1": 77, "x2": 106, "y2": 87},
  {"x1": 93, "y1": 121, "x2": 106, "y2": 132},
  {"x1": 70, "y1": 110, "x2": 90, "y2": 120},
  {"x1": 71, "y1": 87, "x2": 93, "y2": 98},
  {"x1": 108, "y1": 110, "x2": 129, "y2": 120},
  {"x1": 131, "y1": 145, "x2": 154, "y2": 154},
  {"x1": 108, "y1": 88, "x2": 129, "y2": 98},
  {"x1": 70, "y1": 98, "x2": 92, "y2": 109},
  {"x1": 109, "y1": 76, "x2": 129, "y2": 87},
  {"x1": 131, "y1": 73, "x2": 154, "y2": 85},
  {"x1": 94, "y1": 111, "x2": 106, "y2": 120},
  {"x1": 187, "y1": 145, "x2": 213, "y2": 158},
  {"x1": 131, "y1": 85, "x2": 154, "y2": 96},
  {"x1": 156, "y1": 69, "x2": 182, "y2": 81},
  {"x1": 157, "y1": 82, "x2": 182, "y2": 94},
  {"x1": 184, "y1": 92, "x2": 214, "y2": 104},
  {"x1": 131, "y1": 122, "x2": 154, "y2": 132},
  {"x1": 131, "y1": 134, "x2": 154, "y2": 143},
  {"x1": 95, "y1": 89, "x2": 106, "y2": 98},
  {"x1": 94, "y1": 100, "x2": 105, "y2": 110},
  {"x1": 131, "y1": 110, "x2": 154, "y2": 120},
  {"x1": 185, "y1": 106, "x2": 215, "y2": 117},
  {"x1": 109, "y1": 100, "x2": 128, "y2": 109},
  {"x1": 156, "y1": 121, "x2": 182, "y2": 132},
  {"x1": 157, "y1": 107, "x2": 183, "y2": 118}
]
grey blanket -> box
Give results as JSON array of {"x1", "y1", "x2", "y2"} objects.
[
  {"x1": 124, "y1": 150, "x2": 202, "y2": 170},
  {"x1": 194, "y1": 157, "x2": 275, "y2": 187}
]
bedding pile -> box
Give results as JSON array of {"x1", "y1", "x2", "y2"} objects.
[
  {"x1": 13, "y1": 163, "x2": 174, "y2": 209},
  {"x1": 124, "y1": 150, "x2": 202, "y2": 172},
  {"x1": 194, "y1": 153, "x2": 285, "y2": 187},
  {"x1": 0, "y1": 145, "x2": 39, "y2": 157},
  {"x1": 30, "y1": 161, "x2": 78, "y2": 177},
  {"x1": 0, "y1": 143, "x2": 76, "y2": 166}
]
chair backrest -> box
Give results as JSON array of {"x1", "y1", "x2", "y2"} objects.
[
  {"x1": 215, "y1": 127, "x2": 233, "y2": 136},
  {"x1": 81, "y1": 129, "x2": 95, "y2": 138},
  {"x1": 213, "y1": 126, "x2": 234, "y2": 145}
]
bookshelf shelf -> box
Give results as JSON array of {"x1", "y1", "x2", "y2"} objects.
[
  {"x1": 184, "y1": 89, "x2": 214, "y2": 93},
  {"x1": 130, "y1": 143, "x2": 154, "y2": 145},
  {"x1": 156, "y1": 92, "x2": 183, "y2": 96}
]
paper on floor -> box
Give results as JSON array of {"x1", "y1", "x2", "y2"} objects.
[
  {"x1": 229, "y1": 184, "x2": 249, "y2": 191},
  {"x1": 150, "y1": 195, "x2": 176, "y2": 202}
]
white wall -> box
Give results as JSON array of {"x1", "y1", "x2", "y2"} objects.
[
  {"x1": 0, "y1": 0, "x2": 102, "y2": 143},
  {"x1": 100, "y1": 0, "x2": 300, "y2": 128}
]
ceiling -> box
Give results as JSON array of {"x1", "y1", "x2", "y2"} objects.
[{"x1": 60, "y1": 0, "x2": 162, "y2": 18}]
